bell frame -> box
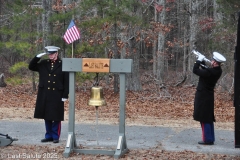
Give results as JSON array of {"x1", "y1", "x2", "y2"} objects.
[{"x1": 62, "y1": 58, "x2": 132, "y2": 158}]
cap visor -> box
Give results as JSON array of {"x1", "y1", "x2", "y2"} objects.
[{"x1": 47, "y1": 51, "x2": 57, "y2": 54}]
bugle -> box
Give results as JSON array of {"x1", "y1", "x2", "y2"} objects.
[{"x1": 192, "y1": 50, "x2": 211, "y2": 63}]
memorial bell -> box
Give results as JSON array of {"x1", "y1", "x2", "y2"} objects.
[{"x1": 88, "y1": 86, "x2": 106, "y2": 106}]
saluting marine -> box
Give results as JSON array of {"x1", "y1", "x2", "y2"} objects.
[
  {"x1": 193, "y1": 51, "x2": 226, "y2": 145},
  {"x1": 29, "y1": 46, "x2": 69, "y2": 143}
]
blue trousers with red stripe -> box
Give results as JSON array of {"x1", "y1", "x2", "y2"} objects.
[
  {"x1": 44, "y1": 120, "x2": 61, "y2": 140},
  {"x1": 200, "y1": 122, "x2": 215, "y2": 143}
]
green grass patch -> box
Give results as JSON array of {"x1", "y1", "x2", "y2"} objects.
[{"x1": 6, "y1": 76, "x2": 30, "y2": 86}]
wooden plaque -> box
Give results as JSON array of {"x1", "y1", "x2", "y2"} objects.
[{"x1": 82, "y1": 58, "x2": 110, "y2": 73}]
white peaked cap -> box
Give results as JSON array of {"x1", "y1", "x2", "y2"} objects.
[
  {"x1": 213, "y1": 52, "x2": 226, "y2": 63},
  {"x1": 45, "y1": 46, "x2": 60, "y2": 53}
]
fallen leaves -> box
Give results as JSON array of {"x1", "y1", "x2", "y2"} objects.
[
  {"x1": 1, "y1": 145, "x2": 239, "y2": 160},
  {"x1": 0, "y1": 80, "x2": 236, "y2": 159}
]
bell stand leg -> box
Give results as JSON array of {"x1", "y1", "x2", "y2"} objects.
[
  {"x1": 95, "y1": 106, "x2": 99, "y2": 145},
  {"x1": 63, "y1": 72, "x2": 77, "y2": 157},
  {"x1": 114, "y1": 73, "x2": 128, "y2": 159}
]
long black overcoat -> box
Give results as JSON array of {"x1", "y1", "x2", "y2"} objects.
[
  {"x1": 193, "y1": 61, "x2": 222, "y2": 123},
  {"x1": 29, "y1": 56, "x2": 69, "y2": 121}
]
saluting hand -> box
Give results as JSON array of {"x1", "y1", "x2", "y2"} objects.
[{"x1": 36, "y1": 53, "x2": 46, "y2": 58}]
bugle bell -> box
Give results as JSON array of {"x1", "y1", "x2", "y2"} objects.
[
  {"x1": 88, "y1": 86, "x2": 106, "y2": 106},
  {"x1": 192, "y1": 50, "x2": 211, "y2": 63}
]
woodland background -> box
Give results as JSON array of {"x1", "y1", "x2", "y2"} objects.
[
  {"x1": 0, "y1": 0, "x2": 238, "y2": 92},
  {"x1": 0, "y1": 0, "x2": 240, "y2": 159}
]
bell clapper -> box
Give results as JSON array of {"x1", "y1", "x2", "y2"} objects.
[{"x1": 95, "y1": 106, "x2": 99, "y2": 145}]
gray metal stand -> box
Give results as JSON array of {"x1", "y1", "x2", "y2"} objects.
[
  {"x1": 0, "y1": 133, "x2": 18, "y2": 146},
  {"x1": 62, "y1": 58, "x2": 132, "y2": 158}
]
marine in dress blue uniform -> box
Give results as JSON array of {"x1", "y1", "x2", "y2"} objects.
[
  {"x1": 193, "y1": 51, "x2": 226, "y2": 145},
  {"x1": 28, "y1": 46, "x2": 69, "y2": 143}
]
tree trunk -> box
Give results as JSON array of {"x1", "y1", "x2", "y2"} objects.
[
  {"x1": 113, "y1": 0, "x2": 119, "y2": 93},
  {"x1": 0, "y1": 73, "x2": 7, "y2": 87},
  {"x1": 188, "y1": 0, "x2": 199, "y2": 81},
  {"x1": 126, "y1": 32, "x2": 141, "y2": 91},
  {"x1": 42, "y1": 0, "x2": 53, "y2": 46},
  {"x1": 213, "y1": 0, "x2": 222, "y2": 25},
  {"x1": 154, "y1": 0, "x2": 166, "y2": 84}
]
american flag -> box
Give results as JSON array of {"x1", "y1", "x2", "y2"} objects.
[{"x1": 63, "y1": 20, "x2": 81, "y2": 44}]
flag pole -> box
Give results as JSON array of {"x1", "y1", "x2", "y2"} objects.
[
  {"x1": 72, "y1": 42, "x2": 73, "y2": 58},
  {"x1": 72, "y1": 16, "x2": 74, "y2": 58}
]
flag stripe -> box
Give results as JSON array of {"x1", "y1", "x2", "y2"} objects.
[{"x1": 63, "y1": 20, "x2": 81, "y2": 44}]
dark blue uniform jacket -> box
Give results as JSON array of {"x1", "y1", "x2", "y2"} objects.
[
  {"x1": 29, "y1": 56, "x2": 69, "y2": 121},
  {"x1": 193, "y1": 61, "x2": 222, "y2": 123}
]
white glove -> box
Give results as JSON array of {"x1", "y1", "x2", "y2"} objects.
[
  {"x1": 197, "y1": 54, "x2": 205, "y2": 62},
  {"x1": 36, "y1": 52, "x2": 46, "y2": 58},
  {"x1": 62, "y1": 98, "x2": 67, "y2": 102}
]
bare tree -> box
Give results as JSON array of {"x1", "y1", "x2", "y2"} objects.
[
  {"x1": 153, "y1": 0, "x2": 166, "y2": 84},
  {"x1": 42, "y1": 0, "x2": 53, "y2": 46}
]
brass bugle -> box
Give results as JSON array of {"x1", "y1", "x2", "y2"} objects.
[{"x1": 192, "y1": 50, "x2": 211, "y2": 63}]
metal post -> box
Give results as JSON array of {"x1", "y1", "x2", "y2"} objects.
[
  {"x1": 63, "y1": 72, "x2": 77, "y2": 157},
  {"x1": 114, "y1": 73, "x2": 128, "y2": 158}
]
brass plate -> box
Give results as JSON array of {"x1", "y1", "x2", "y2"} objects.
[{"x1": 82, "y1": 58, "x2": 110, "y2": 73}]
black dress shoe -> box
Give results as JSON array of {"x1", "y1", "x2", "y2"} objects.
[
  {"x1": 53, "y1": 140, "x2": 59, "y2": 143},
  {"x1": 41, "y1": 138, "x2": 53, "y2": 142},
  {"x1": 198, "y1": 141, "x2": 214, "y2": 145}
]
